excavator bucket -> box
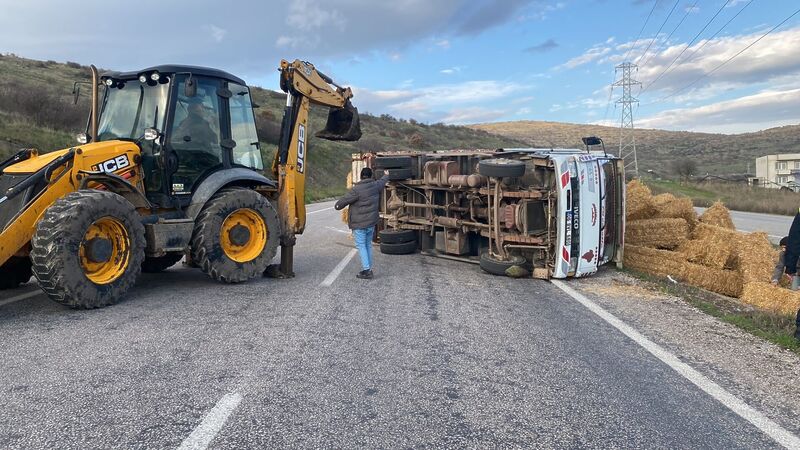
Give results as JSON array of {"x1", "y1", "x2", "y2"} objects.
[{"x1": 316, "y1": 100, "x2": 362, "y2": 141}]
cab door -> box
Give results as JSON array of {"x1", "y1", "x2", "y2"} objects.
[{"x1": 165, "y1": 75, "x2": 224, "y2": 196}]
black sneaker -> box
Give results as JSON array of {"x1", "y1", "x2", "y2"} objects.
[{"x1": 357, "y1": 270, "x2": 374, "y2": 279}]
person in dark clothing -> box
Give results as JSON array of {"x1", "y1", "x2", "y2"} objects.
[
  {"x1": 334, "y1": 167, "x2": 389, "y2": 279},
  {"x1": 780, "y1": 213, "x2": 800, "y2": 341}
]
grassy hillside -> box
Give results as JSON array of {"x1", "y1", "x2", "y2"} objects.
[
  {"x1": 471, "y1": 120, "x2": 800, "y2": 175},
  {"x1": 644, "y1": 179, "x2": 800, "y2": 216},
  {"x1": 0, "y1": 54, "x2": 524, "y2": 199}
]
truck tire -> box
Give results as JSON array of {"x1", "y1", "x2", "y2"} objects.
[
  {"x1": 479, "y1": 252, "x2": 527, "y2": 276},
  {"x1": 387, "y1": 168, "x2": 413, "y2": 181},
  {"x1": 380, "y1": 240, "x2": 418, "y2": 255},
  {"x1": 478, "y1": 159, "x2": 526, "y2": 178},
  {"x1": 191, "y1": 187, "x2": 280, "y2": 283},
  {"x1": 374, "y1": 156, "x2": 412, "y2": 169},
  {"x1": 0, "y1": 257, "x2": 32, "y2": 289},
  {"x1": 141, "y1": 253, "x2": 184, "y2": 273},
  {"x1": 30, "y1": 190, "x2": 146, "y2": 308},
  {"x1": 378, "y1": 229, "x2": 417, "y2": 244}
]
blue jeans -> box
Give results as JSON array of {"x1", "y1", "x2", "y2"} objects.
[{"x1": 353, "y1": 227, "x2": 375, "y2": 271}]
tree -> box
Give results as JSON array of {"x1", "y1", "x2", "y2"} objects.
[
  {"x1": 671, "y1": 159, "x2": 698, "y2": 181},
  {"x1": 408, "y1": 133, "x2": 425, "y2": 149}
]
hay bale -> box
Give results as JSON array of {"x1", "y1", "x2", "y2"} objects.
[
  {"x1": 625, "y1": 218, "x2": 689, "y2": 250},
  {"x1": 699, "y1": 201, "x2": 735, "y2": 229},
  {"x1": 682, "y1": 261, "x2": 743, "y2": 298},
  {"x1": 656, "y1": 195, "x2": 697, "y2": 228},
  {"x1": 734, "y1": 231, "x2": 778, "y2": 284},
  {"x1": 626, "y1": 180, "x2": 656, "y2": 221},
  {"x1": 623, "y1": 245, "x2": 686, "y2": 278},
  {"x1": 341, "y1": 172, "x2": 353, "y2": 225},
  {"x1": 741, "y1": 282, "x2": 800, "y2": 317},
  {"x1": 678, "y1": 223, "x2": 738, "y2": 269}
]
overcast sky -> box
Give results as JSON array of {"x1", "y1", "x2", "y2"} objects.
[{"x1": 2, "y1": 0, "x2": 799, "y2": 133}]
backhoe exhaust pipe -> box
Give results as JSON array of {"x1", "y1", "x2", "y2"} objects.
[
  {"x1": 316, "y1": 100, "x2": 362, "y2": 142},
  {"x1": 90, "y1": 64, "x2": 99, "y2": 142}
]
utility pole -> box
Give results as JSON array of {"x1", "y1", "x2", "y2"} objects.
[{"x1": 613, "y1": 62, "x2": 641, "y2": 178}]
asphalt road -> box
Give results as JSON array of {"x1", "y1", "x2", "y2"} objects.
[
  {"x1": 697, "y1": 207, "x2": 792, "y2": 243},
  {"x1": 1, "y1": 201, "x2": 798, "y2": 449}
]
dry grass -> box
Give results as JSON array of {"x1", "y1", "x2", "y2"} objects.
[
  {"x1": 734, "y1": 232, "x2": 778, "y2": 284},
  {"x1": 655, "y1": 194, "x2": 697, "y2": 227}
]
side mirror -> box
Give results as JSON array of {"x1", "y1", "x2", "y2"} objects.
[
  {"x1": 143, "y1": 128, "x2": 160, "y2": 141},
  {"x1": 184, "y1": 77, "x2": 197, "y2": 97}
]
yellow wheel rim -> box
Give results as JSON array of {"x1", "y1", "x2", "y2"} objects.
[
  {"x1": 79, "y1": 216, "x2": 130, "y2": 285},
  {"x1": 220, "y1": 208, "x2": 267, "y2": 263}
]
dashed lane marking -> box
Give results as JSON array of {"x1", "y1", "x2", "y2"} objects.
[
  {"x1": 177, "y1": 393, "x2": 242, "y2": 450},
  {"x1": 320, "y1": 249, "x2": 358, "y2": 287},
  {"x1": 307, "y1": 206, "x2": 334, "y2": 215},
  {"x1": 552, "y1": 279, "x2": 800, "y2": 450}
]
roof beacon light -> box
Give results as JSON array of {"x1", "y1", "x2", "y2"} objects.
[
  {"x1": 104, "y1": 78, "x2": 114, "y2": 86},
  {"x1": 138, "y1": 74, "x2": 147, "y2": 83}
]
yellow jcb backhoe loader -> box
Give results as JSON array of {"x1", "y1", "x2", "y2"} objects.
[{"x1": 0, "y1": 59, "x2": 360, "y2": 308}]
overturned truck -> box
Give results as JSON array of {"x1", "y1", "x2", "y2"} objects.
[{"x1": 351, "y1": 147, "x2": 625, "y2": 279}]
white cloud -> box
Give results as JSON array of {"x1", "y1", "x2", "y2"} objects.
[
  {"x1": 637, "y1": 88, "x2": 800, "y2": 133},
  {"x1": 440, "y1": 66, "x2": 464, "y2": 75},
  {"x1": 204, "y1": 25, "x2": 226, "y2": 43},
  {"x1": 556, "y1": 44, "x2": 612, "y2": 70},
  {"x1": 435, "y1": 39, "x2": 451, "y2": 49},
  {"x1": 353, "y1": 79, "x2": 529, "y2": 123}
]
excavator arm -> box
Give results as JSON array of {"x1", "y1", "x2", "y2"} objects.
[{"x1": 267, "y1": 59, "x2": 361, "y2": 277}]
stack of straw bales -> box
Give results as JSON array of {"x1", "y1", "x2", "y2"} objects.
[{"x1": 623, "y1": 181, "x2": 792, "y2": 316}]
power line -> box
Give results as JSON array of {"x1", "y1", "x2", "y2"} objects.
[
  {"x1": 636, "y1": 0, "x2": 681, "y2": 65},
  {"x1": 623, "y1": 0, "x2": 661, "y2": 63},
  {"x1": 672, "y1": 0, "x2": 756, "y2": 67},
  {"x1": 649, "y1": 6, "x2": 800, "y2": 105},
  {"x1": 641, "y1": 0, "x2": 732, "y2": 94},
  {"x1": 639, "y1": 0, "x2": 700, "y2": 70}
]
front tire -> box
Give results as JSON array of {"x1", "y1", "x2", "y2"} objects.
[
  {"x1": 30, "y1": 190, "x2": 145, "y2": 308},
  {"x1": 191, "y1": 188, "x2": 280, "y2": 283}
]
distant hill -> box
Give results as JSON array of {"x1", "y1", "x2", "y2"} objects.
[
  {"x1": 0, "y1": 54, "x2": 524, "y2": 199},
  {"x1": 470, "y1": 121, "x2": 800, "y2": 175}
]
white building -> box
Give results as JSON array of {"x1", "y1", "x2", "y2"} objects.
[{"x1": 754, "y1": 154, "x2": 800, "y2": 190}]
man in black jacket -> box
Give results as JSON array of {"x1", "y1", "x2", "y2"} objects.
[{"x1": 334, "y1": 167, "x2": 389, "y2": 279}]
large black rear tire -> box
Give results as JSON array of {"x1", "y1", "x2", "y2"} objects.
[
  {"x1": 478, "y1": 159, "x2": 526, "y2": 178},
  {"x1": 479, "y1": 252, "x2": 527, "y2": 276},
  {"x1": 141, "y1": 253, "x2": 184, "y2": 273},
  {"x1": 380, "y1": 240, "x2": 418, "y2": 255},
  {"x1": 191, "y1": 188, "x2": 280, "y2": 283},
  {"x1": 378, "y1": 229, "x2": 417, "y2": 244},
  {"x1": 30, "y1": 190, "x2": 146, "y2": 308}
]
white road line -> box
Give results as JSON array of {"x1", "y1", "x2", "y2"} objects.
[
  {"x1": 551, "y1": 280, "x2": 800, "y2": 449},
  {"x1": 320, "y1": 249, "x2": 358, "y2": 287},
  {"x1": 177, "y1": 393, "x2": 242, "y2": 450},
  {"x1": 325, "y1": 226, "x2": 350, "y2": 235},
  {"x1": 307, "y1": 206, "x2": 334, "y2": 215},
  {"x1": 0, "y1": 289, "x2": 41, "y2": 307}
]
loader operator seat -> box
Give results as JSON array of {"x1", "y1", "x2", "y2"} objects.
[{"x1": 173, "y1": 100, "x2": 219, "y2": 147}]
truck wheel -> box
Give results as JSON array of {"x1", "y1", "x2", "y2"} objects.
[
  {"x1": 478, "y1": 159, "x2": 526, "y2": 178},
  {"x1": 387, "y1": 168, "x2": 413, "y2": 180},
  {"x1": 378, "y1": 229, "x2": 417, "y2": 244},
  {"x1": 141, "y1": 253, "x2": 184, "y2": 273},
  {"x1": 30, "y1": 190, "x2": 146, "y2": 308},
  {"x1": 374, "y1": 156, "x2": 412, "y2": 169},
  {"x1": 191, "y1": 188, "x2": 280, "y2": 283},
  {"x1": 380, "y1": 240, "x2": 418, "y2": 255},
  {"x1": 0, "y1": 257, "x2": 32, "y2": 289},
  {"x1": 480, "y1": 252, "x2": 527, "y2": 276}
]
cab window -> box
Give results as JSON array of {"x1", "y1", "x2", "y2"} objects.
[
  {"x1": 168, "y1": 75, "x2": 223, "y2": 193},
  {"x1": 228, "y1": 83, "x2": 263, "y2": 170}
]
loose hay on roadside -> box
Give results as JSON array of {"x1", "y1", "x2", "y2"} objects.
[
  {"x1": 682, "y1": 261, "x2": 743, "y2": 298},
  {"x1": 626, "y1": 180, "x2": 656, "y2": 221},
  {"x1": 741, "y1": 282, "x2": 800, "y2": 317},
  {"x1": 699, "y1": 201, "x2": 735, "y2": 229},
  {"x1": 679, "y1": 224, "x2": 738, "y2": 269},
  {"x1": 624, "y1": 245, "x2": 686, "y2": 278},
  {"x1": 625, "y1": 218, "x2": 689, "y2": 250}
]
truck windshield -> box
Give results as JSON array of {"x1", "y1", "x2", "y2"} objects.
[{"x1": 96, "y1": 81, "x2": 169, "y2": 141}]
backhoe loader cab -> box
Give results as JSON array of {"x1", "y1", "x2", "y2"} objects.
[{"x1": 0, "y1": 60, "x2": 360, "y2": 309}]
